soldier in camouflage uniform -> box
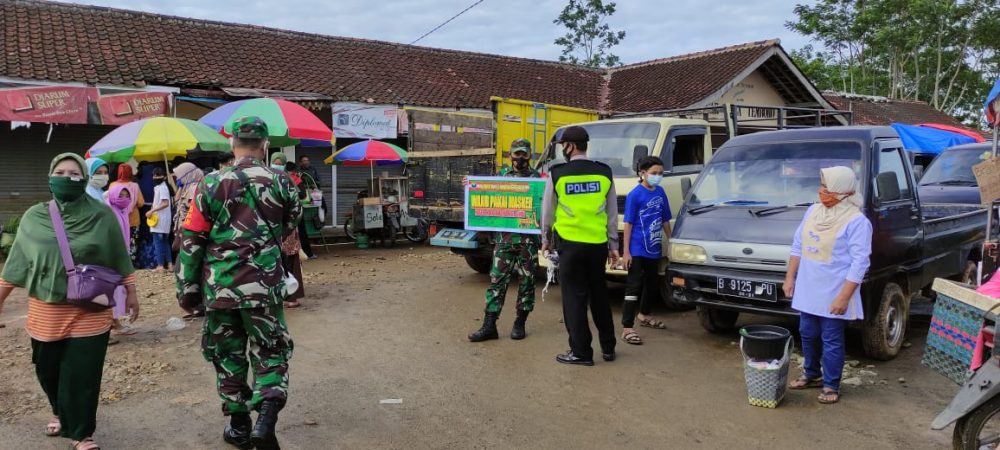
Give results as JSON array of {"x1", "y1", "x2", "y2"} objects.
[
  {"x1": 469, "y1": 138, "x2": 541, "y2": 342},
  {"x1": 176, "y1": 116, "x2": 301, "y2": 450}
]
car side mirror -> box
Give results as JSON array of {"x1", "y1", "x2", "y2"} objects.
[
  {"x1": 876, "y1": 172, "x2": 901, "y2": 203},
  {"x1": 681, "y1": 177, "x2": 692, "y2": 198},
  {"x1": 913, "y1": 165, "x2": 924, "y2": 181},
  {"x1": 632, "y1": 145, "x2": 649, "y2": 172}
]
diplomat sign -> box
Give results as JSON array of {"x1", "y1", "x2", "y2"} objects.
[{"x1": 332, "y1": 102, "x2": 398, "y2": 139}]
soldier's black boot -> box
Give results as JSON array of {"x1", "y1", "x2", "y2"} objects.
[
  {"x1": 468, "y1": 312, "x2": 500, "y2": 342},
  {"x1": 222, "y1": 413, "x2": 253, "y2": 449},
  {"x1": 251, "y1": 401, "x2": 282, "y2": 450},
  {"x1": 511, "y1": 310, "x2": 530, "y2": 340}
]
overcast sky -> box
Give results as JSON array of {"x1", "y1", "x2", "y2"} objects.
[{"x1": 69, "y1": 0, "x2": 813, "y2": 64}]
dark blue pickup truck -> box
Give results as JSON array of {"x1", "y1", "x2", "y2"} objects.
[{"x1": 668, "y1": 127, "x2": 986, "y2": 360}]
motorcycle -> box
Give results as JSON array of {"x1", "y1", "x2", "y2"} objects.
[{"x1": 344, "y1": 190, "x2": 428, "y2": 245}]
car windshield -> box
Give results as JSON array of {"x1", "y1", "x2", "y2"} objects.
[
  {"x1": 555, "y1": 122, "x2": 661, "y2": 177},
  {"x1": 919, "y1": 148, "x2": 985, "y2": 186},
  {"x1": 688, "y1": 141, "x2": 864, "y2": 207}
]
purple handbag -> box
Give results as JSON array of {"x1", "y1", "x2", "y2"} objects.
[{"x1": 49, "y1": 201, "x2": 122, "y2": 310}]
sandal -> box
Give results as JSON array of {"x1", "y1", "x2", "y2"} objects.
[
  {"x1": 621, "y1": 330, "x2": 643, "y2": 345},
  {"x1": 789, "y1": 376, "x2": 823, "y2": 390},
  {"x1": 638, "y1": 317, "x2": 666, "y2": 329},
  {"x1": 182, "y1": 310, "x2": 206, "y2": 320},
  {"x1": 818, "y1": 388, "x2": 840, "y2": 404},
  {"x1": 44, "y1": 416, "x2": 61, "y2": 436},
  {"x1": 111, "y1": 324, "x2": 137, "y2": 336},
  {"x1": 71, "y1": 438, "x2": 100, "y2": 449},
  {"x1": 284, "y1": 301, "x2": 301, "y2": 309}
]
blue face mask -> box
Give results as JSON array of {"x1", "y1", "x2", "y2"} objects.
[
  {"x1": 271, "y1": 164, "x2": 285, "y2": 172},
  {"x1": 646, "y1": 174, "x2": 663, "y2": 186}
]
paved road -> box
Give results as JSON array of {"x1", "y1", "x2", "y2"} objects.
[{"x1": 0, "y1": 246, "x2": 961, "y2": 449}]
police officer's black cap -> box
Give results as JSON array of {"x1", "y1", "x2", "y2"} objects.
[{"x1": 557, "y1": 126, "x2": 589, "y2": 143}]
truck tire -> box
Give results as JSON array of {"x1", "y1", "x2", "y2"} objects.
[
  {"x1": 862, "y1": 282, "x2": 909, "y2": 361},
  {"x1": 697, "y1": 306, "x2": 739, "y2": 334},
  {"x1": 465, "y1": 254, "x2": 492, "y2": 274},
  {"x1": 953, "y1": 394, "x2": 1000, "y2": 449},
  {"x1": 660, "y1": 276, "x2": 694, "y2": 311}
]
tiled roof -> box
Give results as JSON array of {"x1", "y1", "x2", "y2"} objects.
[
  {"x1": 0, "y1": 0, "x2": 604, "y2": 109},
  {"x1": 606, "y1": 40, "x2": 778, "y2": 112},
  {"x1": 825, "y1": 93, "x2": 966, "y2": 127}
]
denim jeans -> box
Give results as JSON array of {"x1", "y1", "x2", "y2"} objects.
[
  {"x1": 799, "y1": 312, "x2": 848, "y2": 391},
  {"x1": 151, "y1": 232, "x2": 172, "y2": 268}
]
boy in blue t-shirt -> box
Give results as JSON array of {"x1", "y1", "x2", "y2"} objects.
[{"x1": 621, "y1": 156, "x2": 672, "y2": 345}]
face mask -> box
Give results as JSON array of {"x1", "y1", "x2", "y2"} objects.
[
  {"x1": 89, "y1": 174, "x2": 109, "y2": 189},
  {"x1": 153, "y1": 177, "x2": 165, "y2": 184},
  {"x1": 175, "y1": 179, "x2": 185, "y2": 188},
  {"x1": 271, "y1": 164, "x2": 285, "y2": 172},
  {"x1": 819, "y1": 188, "x2": 848, "y2": 208},
  {"x1": 49, "y1": 176, "x2": 87, "y2": 202},
  {"x1": 646, "y1": 174, "x2": 663, "y2": 186},
  {"x1": 561, "y1": 144, "x2": 573, "y2": 162},
  {"x1": 111, "y1": 196, "x2": 132, "y2": 210},
  {"x1": 512, "y1": 156, "x2": 529, "y2": 169}
]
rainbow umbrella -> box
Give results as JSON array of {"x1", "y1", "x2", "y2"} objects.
[
  {"x1": 325, "y1": 139, "x2": 407, "y2": 178},
  {"x1": 86, "y1": 117, "x2": 230, "y2": 163},
  {"x1": 199, "y1": 98, "x2": 334, "y2": 147}
]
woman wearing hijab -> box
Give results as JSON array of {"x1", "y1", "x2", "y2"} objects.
[
  {"x1": 106, "y1": 184, "x2": 138, "y2": 337},
  {"x1": 84, "y1": 158, "x2": 110, "y2": 201},
  {"x1": 784, "y1": 166, "x2": 873, "y2": 405},
  {"x1": 0, "y1": 153, "x2": 138, "y2": 450},
  {"x1": 108, "y1": 164, "x2": 144, "y2": 262},
  {"x1": 270, "y1": 152, "x2": 288, "y2": 171},
  {"x1": 171, "y1": 162, "x2": 205, "y2": 240}
]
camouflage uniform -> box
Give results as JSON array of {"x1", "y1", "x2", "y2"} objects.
[
  {"x1": 484, "y1": 164, "x2": 541, "y2": 314},
  {"x1": 176, "y1": 156, "x2": 301, "y2": 415}
]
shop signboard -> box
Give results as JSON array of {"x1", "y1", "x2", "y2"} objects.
[
  {"x1": 0, "y1": 84, "x2": 96, "y2": 123},
  {"x1": 0, "y1": 82, "x2": 172, "y2": 125},
  {"x1": 332, "y1": 102, "x2": 398, "y2": 139},
  {"x1": 464, "y1": 176, "x2": 545, "y2": 234},
  {"x1": 97, "y1": 91, "x2": 171, "y2": 125}
]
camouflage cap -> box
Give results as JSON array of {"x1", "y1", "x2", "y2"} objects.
[
  {"x1": 510, "y1": 138, "x2": 531, "y2": 155},
  {"x1": 230, "y1": 116, "x2": 269, "y2": 139}
]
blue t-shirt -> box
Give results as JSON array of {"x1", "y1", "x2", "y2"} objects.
[{"x1": 624, "y1": 184, "x2": 672, "y2": 259}]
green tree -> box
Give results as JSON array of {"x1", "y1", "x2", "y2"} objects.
[
  {"x1": 553, "y1": 0, "x2": 626, "y2": 68},
  {"x1": 787, "y1": 0, "x2": 999, "y2": 126}
]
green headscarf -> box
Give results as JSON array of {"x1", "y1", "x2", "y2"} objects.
[
  {"x1": 1, "y1": 153, "x2": 135, "y2": 303},
  {"x1": 270, "y1": 152, "x2": 287, "y2": 165}
]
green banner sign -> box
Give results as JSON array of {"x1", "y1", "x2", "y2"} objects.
[{"x1": 465, "y1": 176, "x2": 545, "y2": 234}]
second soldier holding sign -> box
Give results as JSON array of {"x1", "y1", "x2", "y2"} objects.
[{"x1": 469, "y1": 138, "x2": 541, "y2": 342}]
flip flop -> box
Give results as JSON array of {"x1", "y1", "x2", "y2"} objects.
[
  {"x1": 44, "y1": 417, "x2": 60, "y2": 436},
  {"x1": 284, "y1": 301, "x2": 301, "y2": 309},
  {"x1": 818, "y1": 388, "x2": 840, "y2": 404},
  {"x1": 789, "y1": 376, "x2": 823, "y2": 390},
  {"x1": 638, "y1": 318, "x2": 666, "y2": 329},
  {"x1": 71, "y1": 438, "x2": 100, "y2": 449},
  {"x1": 621, "y1": 330, "x2": 643, "y2": 345}
]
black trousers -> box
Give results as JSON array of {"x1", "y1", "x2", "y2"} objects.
[
  {"x1": 558, "y1": 240, "x2": 616, "y2": 360},
  {"x1": 622, "y1": 256, "x2": 660, "y2": 328}
]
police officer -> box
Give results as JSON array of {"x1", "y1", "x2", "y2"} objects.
[
  {"x1": 469, "y1": 138, "x2": 541, "y2": 342},
  {"x1": 176, "y1": 116, "x2": 301, "y2": 449},
  {"x1": 541, "y1": 126, "x2": 620, "y2": 366}
]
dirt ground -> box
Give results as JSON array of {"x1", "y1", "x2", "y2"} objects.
[{"x1": 0, "y1": 244, "x2": 964, "y2": 449}]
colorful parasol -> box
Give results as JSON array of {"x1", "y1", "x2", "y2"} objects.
[
  {"x1": 85, "y1": 117, "x2": 230, "y2": 163},
  {"x1": 325, "y1": 139, "x2": 408, "y2": 178},
  {"x1": 199, "y1": 98, "x2": 334, "y2": 147}
]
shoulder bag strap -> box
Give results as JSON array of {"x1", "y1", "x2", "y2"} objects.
[
  {"x1": 47, "y1": 201, "x2": 76, "y2": 273},
  {"x1": 233, "y1": 169, "x2": 283, "y2": 249}
]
